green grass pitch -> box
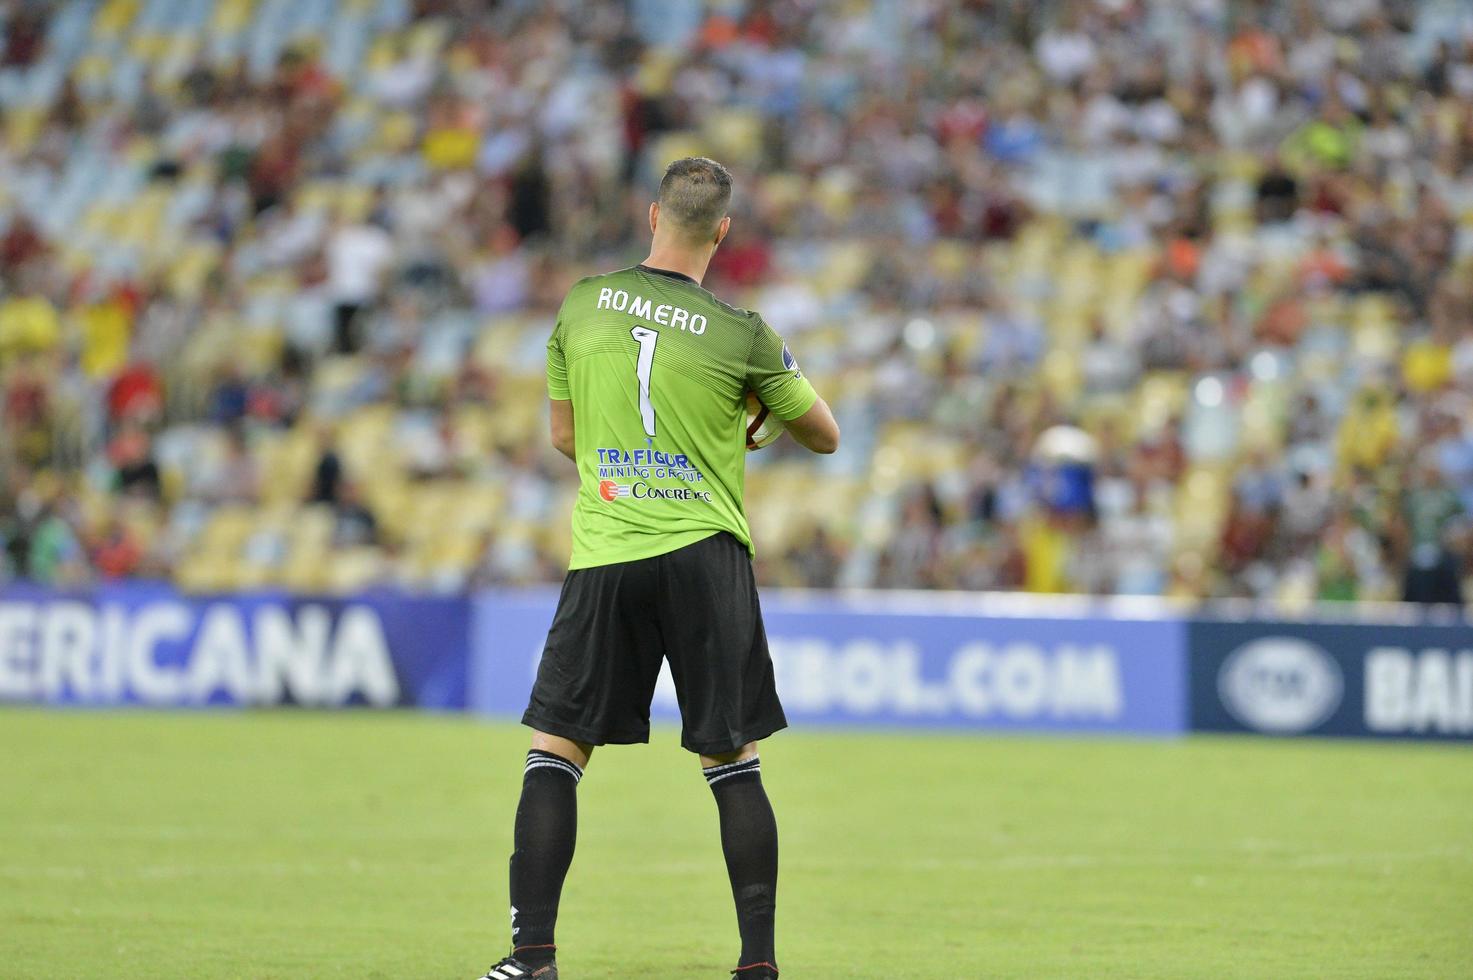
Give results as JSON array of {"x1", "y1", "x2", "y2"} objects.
[{"x1": 0, "y1": 709, "x2": 1469, "y2": 979}]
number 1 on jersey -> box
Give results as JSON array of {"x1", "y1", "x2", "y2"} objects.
[{"x1": 630, "y1": 325, "x2": 659, "y2": 436}]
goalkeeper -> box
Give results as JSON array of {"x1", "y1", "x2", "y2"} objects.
[{"x1": 479, "y1": 157, "x2": 839, "y2": 980}]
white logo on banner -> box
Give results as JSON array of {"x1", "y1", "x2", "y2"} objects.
[
  {"x1": 1365, "y1": 648, "x2": 1473, "y2": 735},
  {"x1": 651, "y1": 639, "x2": 1125, "y2": 721},
  {"x1": 0, "y1": 601, "x2": 400, "y2": 706},
  {"x1": 1218, "y1": 637, "x2": 1342, "y2": 734}
]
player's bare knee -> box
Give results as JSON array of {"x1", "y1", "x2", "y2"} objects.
[
  {"x1": 699, "y1": 741, "x2": 758, "y2": 769},
  {"x1": 531, "y1": 730, "x2": 594, "y2": 769}
]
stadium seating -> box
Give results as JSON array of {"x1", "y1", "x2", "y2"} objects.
[{"x1": 2, "y1": 0, "x2": 1472, "y2": 605}]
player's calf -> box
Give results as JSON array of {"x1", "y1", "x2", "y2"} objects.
[
  {"x1": 703, "y1": 746, "x2": 779, "y2": 978},
  {"x1": 498, "y1": 737, "x2": 590, "y2": 977}
]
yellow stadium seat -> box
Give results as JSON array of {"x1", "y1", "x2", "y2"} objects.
[
  {"x1": 813, "y1": 169, "x2": 856, "y2": 223},
  {"x1": 472, "y1": 316, "x2": 526, "y2": 366},
  {"x1": 280, "y1": 553, "x2": 332, "y2": 593},
  {"x1": 255, "y1": 429, "x2": 319, "y2": 506},
  {"x1": 1237, "y1": 380, "x2": 1288, "y2": 451},
  {"x1": 423, "y1": 127, "x2": 478, "y2": 169},
  {"x1": 212, "y1": 0, "x2": 254, "y2": 34},
  {"x1": 168, "y1": 242, "x2": 222, "y2": 300},
  {"x1": 296, "y1": 180, "x2": 341, "y2": 214},
  {"x1": 1171, "y1": 464, "x2": 1231, "y2": 548},
  {"x1": 759, "y1": 173, "x2": 805, "y2": 212},
  {"x1": 128, "y1": 31, "x2": 171, "y2": 61},
  {"x1": 94, "y1": 0, "x2": 140, "y2": 38},
  {"x1": 337, "y1": 183, "x2": 378, "y2": 222},
  {"x1": 647, "y1": 133, "x2": 709, "y2": 174},
  {"x1": 405, "y1": 19, "x2": 451, "y2": 58},
  {"x1": 326, "y1": 547, "x2": 386, "y2": 593},
  {"x1": 0, "y1": 295, "x2": 62, "y2": 354},
  {"x1": 1351, "y1": 319, "x2": 1398, "y2": 363},
  {"x1": 814, "y1": 242, "x2": 872, "y2": 297},
  {"x1": 702, "y1": 108, "x2": 763, "y2": 165},
  {"x1": 174, "y1": 554, "x2": 236, "y2": 594},
  {"x1": 451, "y1": 405, "x2": 494, "y2": 456},
  {"x1": 1135, "y1": 372, "x2": 1188, "y2": 430},
  {"x1": 4, "y1": 109, "x2": 44, "y2": 154},
  {"x1": 363, "y1": 35, "x2": 398, "y2": 72},
  {"x1": 633, "y1": 49, "x2": 680, "y2": 96},
  {"x1": 361, "y1": 479, "x2": 408, "y2": 541},
  {"x1": 337, "y1": 405, "x2": 396, "y2": 474},
  {"x1": 74, "y1": 53, "x2": 113, "y2": 87}
]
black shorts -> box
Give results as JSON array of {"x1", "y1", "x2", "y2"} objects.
[{"x1": 522, "y1": 531, "x2": 787, "y2": 755}]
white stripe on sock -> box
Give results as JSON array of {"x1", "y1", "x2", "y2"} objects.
[
  {"x1": 525, "y1": 759, "x2": 581, "y2": 779},
  {"x1": 525, "y1": 751, "x2": 583, "y2": 775},
  {"x1": 706, "y1": 764, "x2": 761, "y2": 786},
  {"x1": 525, "y1": 758, "x2": 582, "y2": 783},
  {"x1": 703, "y1": 756, "x2": 760, "y2": 775},
  {"x1": 525, "y1": 756, "x2": 581, "y2": 774}
]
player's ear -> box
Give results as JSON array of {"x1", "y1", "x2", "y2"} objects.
[
  {"x1": 649, "y1": 202, "x2": 659, "y2": 235},
  {"x1": 714, "y1": 215, "x2": 731, "y2": 247}
]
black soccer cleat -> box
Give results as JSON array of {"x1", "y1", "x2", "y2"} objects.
[
  {"x1": 478, "y1": 955, "x2": 557, "y2": 979},
  {"x1": 731, "y1": 963, "x2": 778, "y2": 979}
]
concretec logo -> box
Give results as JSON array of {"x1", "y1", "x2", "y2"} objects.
[
  {"x1": 598, "y1": 480, "x2": 631, "y2": 501},
  {"x1": 1218, "y1": 637, "x2": 1343, "y2": 734},
  {"x1": 598, "y1": 479, "x2": 711, "y2": 503}
]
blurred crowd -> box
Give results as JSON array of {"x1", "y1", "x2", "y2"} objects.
[{"x1": 2, "y1": 0, "x2": 1473, "y2": 605}]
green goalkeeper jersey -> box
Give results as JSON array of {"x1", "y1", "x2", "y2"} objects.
[{"x1": 547, "y1": 264, "x2": 818, "y2": 569}]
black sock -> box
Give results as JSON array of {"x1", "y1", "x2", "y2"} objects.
[
  {"x1": 508, "y1": 749, "x2": 582, "y2": 966},
  {"x1": 704, "y1": 756, "x2": 778, "y2": 971}
]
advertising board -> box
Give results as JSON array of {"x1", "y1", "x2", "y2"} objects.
[
  {"x1": 472, "y1": 591, "x2": 1187, "y2": 735},
  {"x1": 0, "y1": 584, "x2": 471, "y2": 709},
  {"x1": 1188, "y1": 619, "x2": 1473, "y2": 740}
]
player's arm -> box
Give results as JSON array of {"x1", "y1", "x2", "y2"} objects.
[
  {"x1": 784, "y1": 396, "x2": 840, "y2": 455},
  {"x1": 549, "y1": 398, "x2": 574, "y2": 460},
  {"x1": 546, "y1": 309, "x2": 574, "y2": 460},
  {"x1": 746, "y1": 315, "x2": 839, "y2": 455}
]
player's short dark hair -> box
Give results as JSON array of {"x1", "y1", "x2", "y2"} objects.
[{"x1": 657, "y1": 157, "x2": 732, "y2": 240}]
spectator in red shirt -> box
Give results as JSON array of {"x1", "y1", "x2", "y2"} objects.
[
  {"x1": 106, "y1": 360, "x2": 164, "y2": 425},
  {"x1": 92, "y1": 516, "x2": 143, "y2": 579}
]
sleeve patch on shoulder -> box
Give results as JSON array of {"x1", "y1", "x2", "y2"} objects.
[{"x1": 782, "y1": 342, "x2": 800, "y2": 376}]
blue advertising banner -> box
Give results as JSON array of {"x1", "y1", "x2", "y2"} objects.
[
  {"x1": 1188, "y1": 618, "x2": 1473, "y2": 740},
  {"x1": 0, "y1": 583, "x2": 471, "y2": 709},
  {"x1": 11, "y1": 579, "x2": 1472, "y2": 742},
  {"x1": 471, "y1": 591, "x2": 1187, "y2": 735}
]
